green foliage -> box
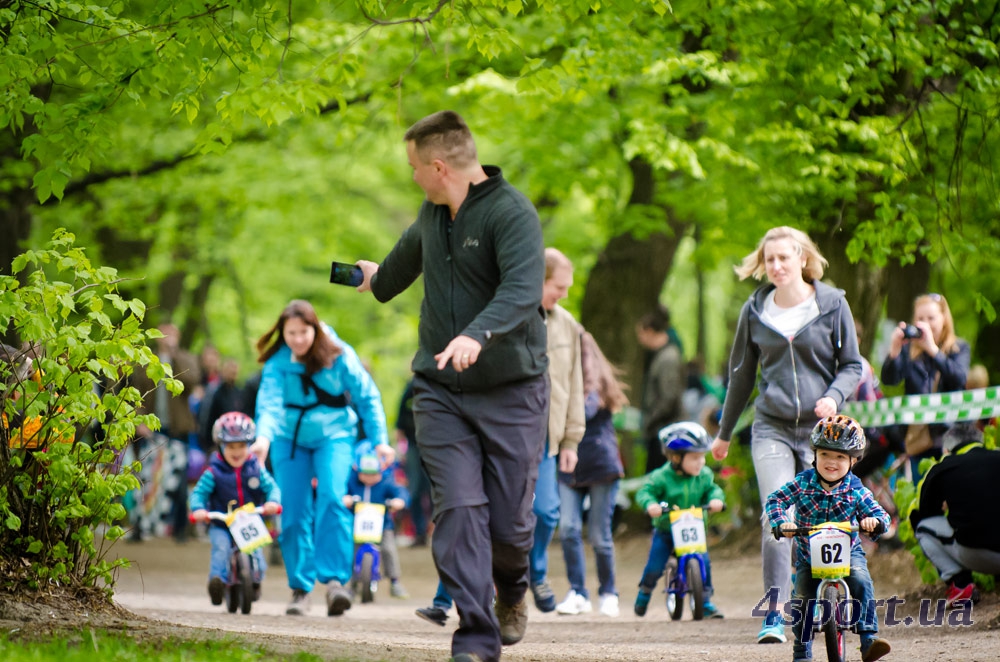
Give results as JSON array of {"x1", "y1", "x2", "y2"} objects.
[
  {"x1": 0, "y1": 629, "x2": 325, "y2": 662},
  {"x1": 0, "y1": 230, "x2": 171, "y2": 593}
]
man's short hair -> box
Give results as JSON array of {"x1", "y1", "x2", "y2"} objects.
[
  {"x1": 942, "y1": 422, "x2": 983, "y2": 454},
  {"x1": 404, "y1": 110, "x2": 478, "y2": 169}
]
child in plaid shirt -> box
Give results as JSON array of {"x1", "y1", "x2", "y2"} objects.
[{"x1": 766, "y1": 415, "x2": 891, "y2": 662}]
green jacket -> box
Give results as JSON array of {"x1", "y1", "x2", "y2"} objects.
[
  {"x1": 635, "y1": 464, "x2": 725, "y2": 533},
  {"x1": 371, "y1": 166, "x2": 548, "y2": 392}
]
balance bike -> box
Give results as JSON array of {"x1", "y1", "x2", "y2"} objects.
[
  {"x1": 660, "y1": 502, "x2": 710, "y2": 621},
  {"x1": 788, "y1": 522, "x2": 860, "y2": 662},
  {"x1": 191, "y1": 503, "x2": 281, "y2": 614},
  {"x1": 349, "y1": 497, "x2": 387, "y2": 603}
]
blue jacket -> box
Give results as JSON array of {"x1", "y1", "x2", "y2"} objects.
[
  {"x1": 189, "y1": 452, "x2": 281, "y2": 528},
  {"x1": 346, "y1": 469, "x2": 409, "y2": 532},
  {"x1": 719, "y1": 280, "x2": 863, "y2": 440},
  {"x1": 255, "y1": 325, "x2": 388, "y2": 450},
  {"x1": 560, "y1": 391, "x2": 623, "y2": 487},
  {"x1": 881, "y1": 339, "x2": 970, "y2": 450}
]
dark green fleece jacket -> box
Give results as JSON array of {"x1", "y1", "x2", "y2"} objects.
[{"x1": 371, "y1": 166, "x2": 548, "y2": 391}]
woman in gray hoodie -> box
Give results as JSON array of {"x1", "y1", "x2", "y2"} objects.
[{"x1": 710, "y1": 226, "x2": 863, "y2": 646}]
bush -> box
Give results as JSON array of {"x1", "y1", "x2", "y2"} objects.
[{"x1": 0, "y1": 229, "x2": 177, "y2": 594}]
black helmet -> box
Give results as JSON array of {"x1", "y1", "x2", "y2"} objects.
[
  {"x1": 809, "y1": 415, "x2": 866, "y2": 458},
  {"x1": 212, "y1": 411, "x2": 256, "y2": 445},
  {"x1": 659, "y1": 421, "x2": 713, "y2": 456}
]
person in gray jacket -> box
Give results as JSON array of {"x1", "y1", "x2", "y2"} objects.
[
  {"x1": 357, "y1": 110, "x2": 548, "y2": 662},
  {"x1": 710, "y1": 226, "x2": 862, "y2": 646}
]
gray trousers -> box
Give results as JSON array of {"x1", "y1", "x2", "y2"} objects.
[
  {"x1": 412, "y1": 374, "x2": 548, "y2": 662},
  {"x1": 751, "y1": 417, "x2": 816, "y2": 609},
  {"x1": 915, "y1": 516, "x2": 1000, "y2": 582}
]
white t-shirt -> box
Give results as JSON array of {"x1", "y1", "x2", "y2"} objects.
[{"x1": 761, "y1": 290, "x2": 820, "y2": 338}]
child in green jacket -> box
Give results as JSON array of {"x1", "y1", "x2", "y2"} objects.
[{"x1": 634, "y1": 421, "x2": 726, "y2": 617}]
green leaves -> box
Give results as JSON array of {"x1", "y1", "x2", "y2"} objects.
[{"x1": 0, "y1": 230, "x2": 172, "y2": 593}]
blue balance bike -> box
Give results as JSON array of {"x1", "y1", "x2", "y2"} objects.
[
  {"x1": 348, "y1": 497, "x2": 388, "y2": 603},
  {"x1": 659, "y1": 502, "x2": 710, "y2": 621}
]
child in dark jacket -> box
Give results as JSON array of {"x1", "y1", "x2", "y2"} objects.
[
  {"x1": 344, "y1": 442, "x2": 410, "y2": 599},
  {"x1": 189, "y1": 412, "x2": 281, "y2": 606},
  {"x1": 766, "y1": 415, "x2": 891, "y2": 662},
  {"x1": 634, "y1": 421, "x2": 726, "y2": 618}
]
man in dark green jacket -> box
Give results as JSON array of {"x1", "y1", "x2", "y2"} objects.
[{"x1": 357, "y1": 110, "x2": 548, "y2": 662}]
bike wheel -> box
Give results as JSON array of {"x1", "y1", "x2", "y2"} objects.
[
  {"x1": 359, "y1": 552, "x2": 375, "y2": 604},
  {"x1": 225, "y1": 551, "x2": 240, "y2": 613},
  {"x1": 238, "y1": 553, "x2": 254, "y2": 614},
  {"x1": 822, "y1": 583, "x2": 845, "y2": 662},
  {"x1": 665, "y1": 558, "x2": 683, "y2": 621},
  {"x1": 686, "y1": 556, "x2": 705, "y2": 621}
]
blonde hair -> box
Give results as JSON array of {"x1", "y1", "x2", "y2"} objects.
[
  {"x1": 580, "y1": 331, "x2": 629, "y2": 413},
  {"x1": 734, "y1": 226, "x2": 828, "y2": 282},
  {"x1": 910, "y1": 293, "x2": 959, "y2": 359},
  {"x1": 544, "y1": 247, "x2": 573, "y2": 280},
  {"x1": 967, "y1": 364, "x2": 989, "y2": 390}
]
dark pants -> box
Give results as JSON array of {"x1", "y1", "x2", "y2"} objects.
[{"x1": 412, "y1": 374, "x2": 548, "y2": 662}]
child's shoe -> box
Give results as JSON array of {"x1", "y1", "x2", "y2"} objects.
[
  {"x1": 860, "y1": 636, "x2": 891, "y2": 662},
  {"x1": 208, "y1": 577, "x2": 225, "y2": 606},
  {"x1": 390, "y1": 580, "x2": 410, "y2": 599},
  {"x1": 757, "y1": 610, "x2": 786, "y2": 643},
  {"x1": 634, "y1": 588, "x2": 652, "y2": 617},
  {"x1": 702, "y1": 600, "x2": 724, "y2": 619},
  {"x1": 416, "y1": 605, "x2": 449, "y2": 626},
  {"x1": 253, "y1": 583, "x2": 262, "y2": 602}
]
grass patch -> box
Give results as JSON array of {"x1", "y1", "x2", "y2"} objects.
[{"x1": 0, "y1": 629, "x2": 331, "y2": 662}]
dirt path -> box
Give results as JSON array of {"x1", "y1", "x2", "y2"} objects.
[{"x1": 111, "y1": 533, "x2": 1000, "y2": 661}]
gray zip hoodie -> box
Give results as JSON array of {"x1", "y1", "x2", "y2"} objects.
[{"x1": 718, "y1": 280, "x2": 863, "y2": 441}]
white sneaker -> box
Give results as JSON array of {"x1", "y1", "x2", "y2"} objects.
[
  {"x1": 555, "y1": 590, "x2": 593, "y2": 615},
  {"x1": 598, "y1": 594, "x2": 620, "y2": 617}
]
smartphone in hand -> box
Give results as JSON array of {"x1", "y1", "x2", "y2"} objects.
[{"x1": 330, "y1": 261, "x2": 363, "y2": 287}]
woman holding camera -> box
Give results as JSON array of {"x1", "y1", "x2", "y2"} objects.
[{"x1": 881, "y1": 293, "x2": 970, "y2": 480}]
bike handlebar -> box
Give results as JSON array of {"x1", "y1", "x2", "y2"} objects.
[
  {"x1": 773, "y1": 521, "x2": 888, "y2": 541},
  {"x1": 189, "y1": 505, "x2": 282, "y2": 523}
]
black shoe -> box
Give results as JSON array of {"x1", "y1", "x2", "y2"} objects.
[
  {"x1": 253, "y1": 583, "x2": 262, "y2": 602},
  {"x1": 208, "y1": 577, "x2": 225, "y2": 606},
  {"x1": 449, "y1": 654, "x2": 484, "y2": 662},
  {"x1": 326, "y1": 581, "x2": 353, "y2": 616},
  {"x1": 415, "y1": 606, "x2": 448, "y2": 626},
  {"x1": 411, "y1": 534, "x2": 428, "y2": 548}
]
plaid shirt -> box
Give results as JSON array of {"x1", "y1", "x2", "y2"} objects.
[{"x1": 765, "y1": 469, "x2": 889, "y2": 567}]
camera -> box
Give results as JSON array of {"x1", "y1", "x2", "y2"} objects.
[{"x1": 902, "y1": 324, "x2": 923, "y2": 340}]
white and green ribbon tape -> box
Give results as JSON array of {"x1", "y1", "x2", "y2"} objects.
[{"x1": 841, "y1": 386, "x2": 1000, "y2": 428}]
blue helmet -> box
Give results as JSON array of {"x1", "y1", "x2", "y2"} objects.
[
  {"x1": 353, "y1": 441, "x2": 381, "y2": 474},
  {"x1": 658, "y1": 421, "x2": 712, "y2": 457}
]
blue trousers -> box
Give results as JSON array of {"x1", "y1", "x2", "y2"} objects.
[
  {"x1": 208, "y1": 524, "x2": 267, "y2": 583},
  {"x1": 270, "y1": 439, "x2": 354, "y2": 591},
  {"x1": 530, "y1": 453, "x2": 560, "y2": 584},
  {"x1": 559, "y1": 480, "x2": 619, "y2": 598},
  {"x1": 638, "y1": 528, "x2": 715, "y2": 597}
]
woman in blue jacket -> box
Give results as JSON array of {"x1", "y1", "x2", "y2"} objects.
[
  {"x1": 250, "y1": 299, "x2": 391, "y2": 617},
  {"x1": 881, "y1": 292, "x2": 970, "y2": 480}
]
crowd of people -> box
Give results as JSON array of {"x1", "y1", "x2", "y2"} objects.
[{"x1": 9, "y1": 111, "x2": 996, "y2": 662}]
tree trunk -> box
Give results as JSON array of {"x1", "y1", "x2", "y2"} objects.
[{"x1": 579, "y1": 158, "x2": 687, "y2": 475}]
